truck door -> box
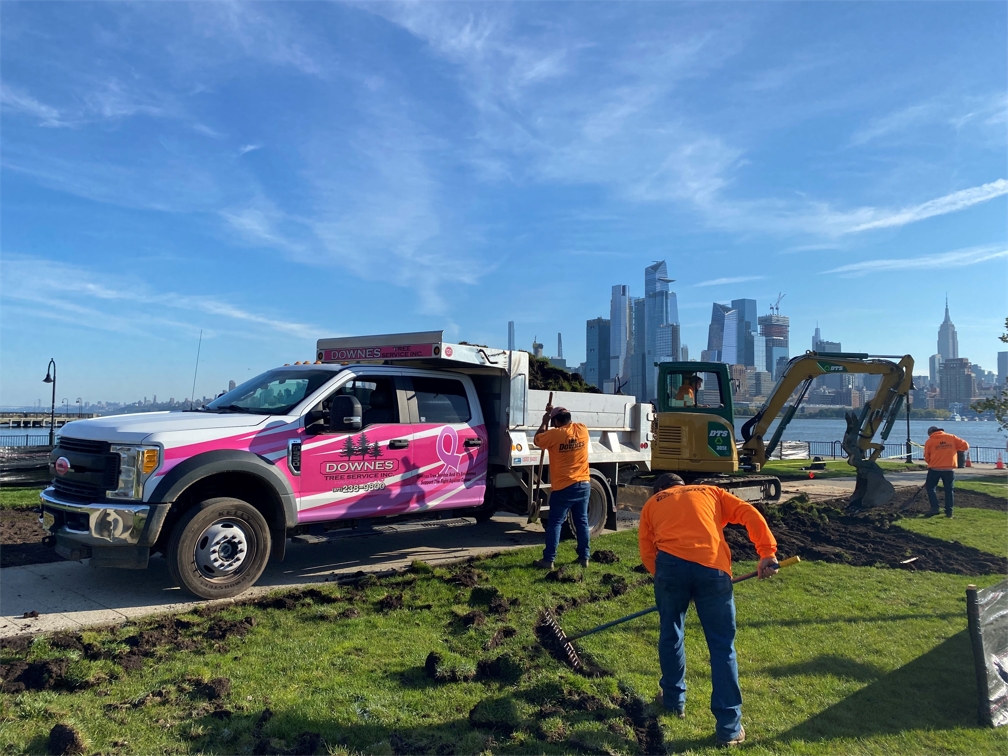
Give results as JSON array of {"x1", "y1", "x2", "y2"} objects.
[
  {"x1": 404, "y1": 374, "x2": 489, "y2": 512},
  {"x1": 298, "y1": 374, "x2": 416, "y2": 523}
]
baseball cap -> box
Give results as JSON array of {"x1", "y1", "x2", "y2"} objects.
[
  {"x1": 653, "y1": 473, "x2": 685, "y2": 494},
  {"x1": 927, "y1": 426, "x2": 940, "y2": 435},
  {"x1": 549, "y1": 406, "x2": 569, "y2": 419}
]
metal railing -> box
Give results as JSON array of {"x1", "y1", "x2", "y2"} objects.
[
  {"x1": 0, "y1": 434, "x2": 52, "y2": 448},
  {"x1": 770, "y1": 439, "x2": 1004, "y2": 465}
]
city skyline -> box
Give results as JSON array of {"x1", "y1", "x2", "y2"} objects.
[{"x1": 1, "y1": 2, "x2": 1005, "y2": 405}]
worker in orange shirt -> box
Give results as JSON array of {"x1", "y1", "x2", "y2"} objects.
[
  {"x1": 674, "y1": 375, "x2": 702, "y2": 405},
  {"x1": 923, "y1": 426, "x2": 970, "y2": 518},
  {"x1": 532, "y1": 404, "x2": 591, "y2": 570},
  {"x1": 639, "y1": 473, "x2": 779, "y2": 747}
]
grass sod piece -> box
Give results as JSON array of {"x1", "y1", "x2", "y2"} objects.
[
  {"x1": 763, "y1": 459, "x2": 929, "y2": 480},
  {"x1": 893, "y1": 507, "x2": 1007, "y2": 557},
  {"x1": 955, "y1": 477, "x2": 1008, "y2": 499},
  {"x1": 0, "y1": 487, "x2": 43, "y2": 511},
  {"x1": 0, "y1": 532, "x2": 1004, "y2": 755}
]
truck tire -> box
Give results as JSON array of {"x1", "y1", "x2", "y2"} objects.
[
  {"x1": 167, "y1": 497, "x2": 272, "y2": 600},
  {"x1": 563, "y1": 475, "x2": 611, "y2": 540}
]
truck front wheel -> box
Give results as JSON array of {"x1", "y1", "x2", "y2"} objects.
[{"x1": 167, "y1": 497, "x2": 272, "y2": 599}]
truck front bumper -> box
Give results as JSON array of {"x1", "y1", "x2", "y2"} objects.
[{"x1": 39, "y1": 488, "x2": 150, "y2": 546}]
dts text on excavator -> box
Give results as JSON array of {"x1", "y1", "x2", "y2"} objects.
[{"x1": 651, "y1": 352, "x2": 914, "y2": 508}]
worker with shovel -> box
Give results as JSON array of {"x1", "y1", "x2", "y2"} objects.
[
  {"x1": 532, "y1": 404, "x2": 591, "y2": 570},
  {"x1": 924, "y1": 426, "x2": 969, "y2": 518},
  {"x1": 638, "y1": 473, "x2": 779, "y2": 747}
]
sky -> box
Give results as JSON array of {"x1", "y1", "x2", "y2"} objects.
[{"x1": 1, "y1": 1, "x2": 1006, "y2": 407}]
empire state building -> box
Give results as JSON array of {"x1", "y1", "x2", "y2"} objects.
[{"x1": 937, "y1": 298, "x2": 958, "y2": 360}]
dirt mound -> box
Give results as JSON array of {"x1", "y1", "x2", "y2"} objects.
[
  {"x1": 460, "y1": 610, "x2": 486, "y2": 628},
  {"x1": 545, "y1": 566, "x2": 582, "y2": 583},
  {"x1": 0, "y1": 658, "x2": 71, "y2": 693},
  {"x1": 601, "y1": 573, "x2": 629, "y2": 598},
  {"x1": 205, "y1": 616, "x2": 257, "y2": 641},
  {"x1": 377, "y1": 593, "x2": 404, "y2": 612},
  {"x1": 194, "y1": 677, "x2": 231, "y2": 701},
  {"x1": 617, "y1": 689, "x2": 666, "y2": 755},
  {"x1": 1, "y1": 509, "x2": 64, "y2": 569},
  {"x1": 450, "y1": 567, "x2": 484, "y2": 587},
  {"x1": 476, "y1": 653, "x2": 524, "y2": 683},
  {"x1": 47, "y1": 723, "x2": 84, "y2": 755},
  {"x1": 881, "y1": 485, "x2": 1006, "y2": 513},
  {"x1": 485, "y1": 626, "x2": 517, "y2": 650},
  {"x1": 528, "y1": 355, "x2": 601, "y2": 394},
  {"x1": 0, "y1": 636, "x2": 32, "y2": 656},
  {"x1": 488, "y1": 595, "x2": 518, "y2": 616},
  {"x1": 724, "y1": 496, "x2": 1007, "y2": 576},
  {"x1": 593, "y1": 549, "x2": 621, "y2": 564}
]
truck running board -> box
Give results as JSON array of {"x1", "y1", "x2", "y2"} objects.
[
  {"x1": 292, "y1": 517, "x2": 477, "y2": 544},
  {"x1": 691, "y1": 476, "x2": 782, "y2": 503}
]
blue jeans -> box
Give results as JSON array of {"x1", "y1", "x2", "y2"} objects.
[
  {"x1": 926, "y1": 469, "x2": 955, "y2": 514},
  {"x1": 654, "y1": 551, "x2": 742, "y2": 741},
  {"x1": 543, "y1": 481, "x2": 590, "y2": 563}
]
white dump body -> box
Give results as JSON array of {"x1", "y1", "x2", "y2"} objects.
[{"x1": 315, "y1": 330, "x2": 653, "y2": 472}]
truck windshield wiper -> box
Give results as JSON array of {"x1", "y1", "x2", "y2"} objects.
[{"x1": 213, "y1": 404, "x2": 253, "y2": 413}]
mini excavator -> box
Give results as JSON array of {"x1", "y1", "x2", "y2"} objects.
[{"x1": 650, "y1": 352, "x2": 914, "y2": 508}]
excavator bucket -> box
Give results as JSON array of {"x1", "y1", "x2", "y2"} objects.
[{"x1": 848, "y1": 460, "x2": 895, "y2": 510}]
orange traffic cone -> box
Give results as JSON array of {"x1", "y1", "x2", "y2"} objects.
[
  {"x1": 996, "y1": 452, "x2": 1004, "y2": 470},
  {"x1": 965, "y1": 455, "x2": 972, "y2": 468}
]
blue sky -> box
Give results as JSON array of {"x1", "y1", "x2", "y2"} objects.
[{"x1": 2, "y1": 1, "x2": 1006, "y2": 406}]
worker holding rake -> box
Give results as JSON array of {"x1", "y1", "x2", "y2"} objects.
[{"x1": 639, "y1": 473, "x2": 779, "y2": 747}]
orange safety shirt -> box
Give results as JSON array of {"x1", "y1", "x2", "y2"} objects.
[
  {"x1": 535, "y1": 423, "x2": 590, "y2": 492},
  {"x1": 674, "y1": 384, "x2": 696, "y2": 402},
  {"x1": 638, "y1": 485, "x2": 777, "y2": 577},
  {"x1": 924, "y1": 431, "x2": 969, "y2": 470}
]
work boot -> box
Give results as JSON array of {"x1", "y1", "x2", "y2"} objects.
[
  {"x1": 945, "y1": 511, "x2": 954, "y2": 518},
  {"x1": 532, "y1": 558, "x2": 554, "y2": 570},
  {"x1": 717, "y1": 726, "x2": 745, "y2": 747},
  {"x1": 577, "y1": 557, "x2": 589, "y2": 569},
  {"x1": 653, "y1": 689, "x2": 685, "y2": 717},
  {"x1": 924, "y1": 510, "x2": 940, "y2": 518}
]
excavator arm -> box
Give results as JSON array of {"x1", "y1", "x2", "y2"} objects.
[{"x1": 740, "y1": 352, "x2": 914, "y2": 508}]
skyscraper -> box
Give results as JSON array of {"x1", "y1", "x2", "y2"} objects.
[
  {"x1": 940, "y1": 358, "x2": 974, "y2": 407},
  {"x1": 644, "y1": 261, "x2": 678, "y2": 400},
  {"x1": 656, "y1": 323, "x2": 680, "y2": 365},
  {"x1": 722, "y1": 310, "x2": 739, "y2": 365},
  {"x1": 631, "y1": 297, "x2": 647, "y2": 400},
  {"x1": 585, "y1": 318, "x2": 611, "y2": 389},
  {"x1": 730, "y1": 298, "x2": 757, "y2": 366},
  {"x1": 507, "y1": 321, "x2": 515, "y2": 351},
  {"x1": 998, "y1": 351, "x2": 1008, "y2": 387},
  {"x1": 929, "y1": 354, "x2": 943, "y2": 386},
  {"x1": 937, "y1": 298, "x2": 959, "y2": 360},
  {"x1": 609, "y1": 285, "x2": 631, "y2": 392},
  {"x1": 812, "y1": 324, "x2": 821, "y2": 351},
  {"x1": 706, "y1": 303, "x2": 732, "y2": 361},
  {"x1": 557, "y1": 333, "x2": 563, "y2": 360},
  {"x1": 758, "y1": 311, "x2": 790, "y2": 379}
]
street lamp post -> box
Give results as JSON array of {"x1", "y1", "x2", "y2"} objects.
[
  {"x1": 76, "y1": 398, "x2": 82, "y2": 418},
  {"x1": 42, "y1": 359, "x2": 56, "y2": 446},
  {"x1": 62, "y1": 399, "x2": 68, "y2": 419},
  {"x1": 905, "y1": 391, "x2": 912, "y2": 464}
]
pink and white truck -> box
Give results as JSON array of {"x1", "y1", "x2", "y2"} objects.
[{"x1": 40, "y1": 331, "x2": 652, "y2": 598}]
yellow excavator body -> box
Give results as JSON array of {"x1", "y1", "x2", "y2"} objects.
[{"x1": 651, "y1": 413, "x2": 737, "y2": 474}]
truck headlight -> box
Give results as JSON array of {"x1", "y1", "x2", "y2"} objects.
[{"x1": 109, "y1": 445, "x2": 160, "y2": 500}]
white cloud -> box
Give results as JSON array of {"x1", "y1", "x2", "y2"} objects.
[
  {"x1": 238, "y1": 143, "x2": 263, "y2": 156},
  {"x1": 850, "y1": 103, "x2": 936, "y2": 146},
  {"x1": 694, "y1": 275, "x2": 767, "y2": 287},
  {"x1": 0, "y1": 84, "x2": 65, "y2": 126},
  {"x1": 844, "y1": 180, "x2": 1008, "y2": 233},
  {"x1": 823, "y1": 246, "x2": 1008, "y2": 277}
]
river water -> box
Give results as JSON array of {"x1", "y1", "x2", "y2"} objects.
[{"x1": 3, "y1": 417, "x2": 1006, "y2": 449}]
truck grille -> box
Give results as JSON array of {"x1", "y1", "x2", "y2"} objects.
[
  {"x1": 57, "y1": 437, "x2": 108, "y2": 455},
  {"x1": 54, "y1": 478, "x2": 105, "y2": 502}
]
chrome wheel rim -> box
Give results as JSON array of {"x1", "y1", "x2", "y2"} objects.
[{"x1": 195, "y1": 519, "x2": 253, "y2": 580}]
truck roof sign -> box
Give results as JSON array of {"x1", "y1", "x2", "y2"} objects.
[{"x1": 316, "y1": 330, "x2": 514, "y2": 372}]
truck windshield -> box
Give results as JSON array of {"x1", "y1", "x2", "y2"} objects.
[{"x1": 205, "y1": 369, "x2": 336, "y2": 415}]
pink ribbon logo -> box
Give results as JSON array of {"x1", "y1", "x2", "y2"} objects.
[{"x1": 436, "y1": 426, "x2": 464, "y2": 472}]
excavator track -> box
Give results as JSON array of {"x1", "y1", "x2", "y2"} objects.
[{"x1": 688, "y1": 475, "x2": 782, "y2": 503}]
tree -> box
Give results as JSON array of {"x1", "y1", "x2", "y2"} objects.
[
  {"x1": 339, "y1": 435, "x2": 357, "y2": 459},
  {"x1": 971, "y1": 317, "x2": 1008, "y2": 432},
  {"x1": 368, "y1": 442, "x2": 383, "y2": 459},
  {"x1": 357, "y1": 431, "x2": 369, "y2": 458}
]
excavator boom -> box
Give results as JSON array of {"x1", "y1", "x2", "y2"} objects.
[{"x1": 740, "y1": 351, "x2": 914, "y2": 508}]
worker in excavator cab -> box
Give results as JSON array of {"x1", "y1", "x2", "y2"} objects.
[
  {"x1": 923, "y1": 426, "x2": 969, "y2": 518},
  {"x1": 674, "y1": 375, "x2": 702, "y2": 406}
]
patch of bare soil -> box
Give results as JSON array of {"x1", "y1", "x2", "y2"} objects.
[
  {"x1": 0, "y1": 658, "x2": 72, "y2": 693},
  {"x1": 0, "y1": 509, "x2": 63, "y2": 568},
  {"x1": 47, "y1": 723, "x2": 85, "y2": 755},
  {"x1": 724, "y1": 494, "x2": 1007, "y2": 576},
  {"x1": 885, "y1": 485, "x2": 1006, "y2": 513},
  {"x1": 592, "y1": 549, "x2": 621, "y2": 564},
  {"x1": 485, "y1": 626, "x2": 517, "y2": 650}
]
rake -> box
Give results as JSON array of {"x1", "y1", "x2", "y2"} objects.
[{"x1": 540, "y1": 556, "x2": 801, "y2": 671}]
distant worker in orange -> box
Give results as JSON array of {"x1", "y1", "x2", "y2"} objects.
[
  {"x1": 923, "y1": 426, "x2": 969, "y2": 518},
  {"x1": 639, "y1": 473, "x2": 779, "y2": 747},
  {"x1": 532, "y1": 404, "x2": 591, "y2": 570},
  {"x1": 674, "y1": 375, "x2": 702, "y2": 405}
]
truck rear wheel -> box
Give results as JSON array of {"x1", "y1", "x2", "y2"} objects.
[{"x1": 167, "y1": 497, "x2": 271, "y2": 600}]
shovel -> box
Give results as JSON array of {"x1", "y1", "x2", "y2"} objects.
[
  {"x1": 540, "y1": 556, "x2": 801, "y2": 671},
  {"x1": 528, "y1": 391, "x2": 553, "y2": 524}
]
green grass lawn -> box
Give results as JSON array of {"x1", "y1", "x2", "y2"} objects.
[
  {"x1": 763, "y1": 459, "x2": 927, "y2": 480},
  {"x1": 1, "y1": 531, "x2": 1004, "y2": 755},
  {"x1": 895, "y1": 507, "x2": 1007, "y2": 557},
  {"x1": 0, "y1": 487, "x2": 42, "y2": 511},
  {"x1": 955, "y1": 475, "x2": 1008, "y2": 500}
]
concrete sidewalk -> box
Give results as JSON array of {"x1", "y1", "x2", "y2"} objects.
[{"x1": 0, "y1": 513, "x2": 546, "y2": 638}]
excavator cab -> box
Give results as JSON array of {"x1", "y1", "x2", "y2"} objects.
[{"x1": 653, "y1": 362, "x2": 739, "y2": 475}]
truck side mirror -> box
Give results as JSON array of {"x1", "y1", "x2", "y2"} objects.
[{"x1": 330, "y1": 395, "x2": 362, "y2": 433}]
